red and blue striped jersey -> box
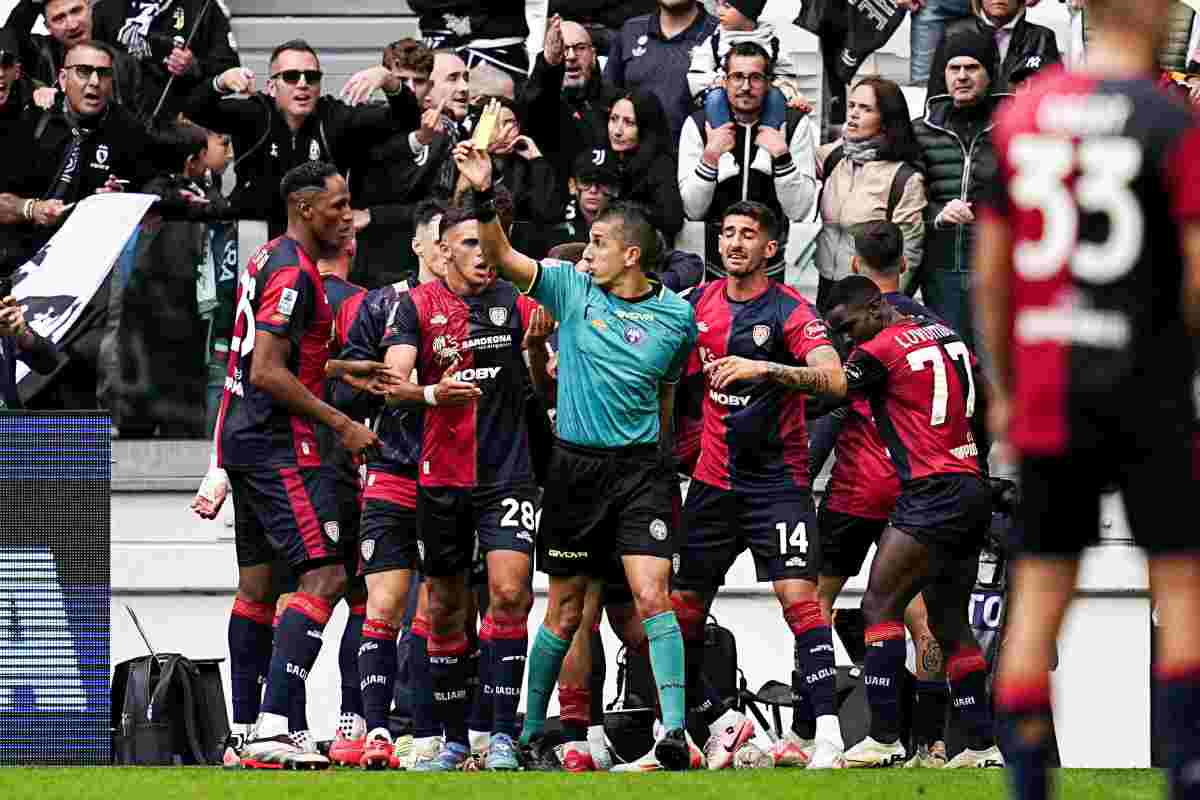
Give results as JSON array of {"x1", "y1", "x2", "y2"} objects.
[{"x1": 688, "y1": 278, "x2": 832, "y2": 491}]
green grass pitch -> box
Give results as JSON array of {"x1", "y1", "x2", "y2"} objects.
[{"x1": 0, "y1": 769, "x2": 1166, "y2": 800}]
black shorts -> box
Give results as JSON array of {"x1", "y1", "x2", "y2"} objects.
[
  {"x1": 891, "y1": 474, "x2": 992, "y2": 558},
  {"x1": 818, "y1": 507, "x2": 888, "y2": 579},
  {"x1": 333, "y1": 480, "x2": 365, "y2": 595},
  {"x1": 1020, "y1": 433, "x2": 1197, "y2": 557},
  {"x1": 229, "y1": 466, "x2": 342, "y2": 572},
  {"x1": 675, "y1": 479, "x2": 819, "y2": 590},
  {"x1": 538, "y1": 441, "x2": 677, "y2": 578},
  {"x1": 358, "y1": 497, "x2": 419, "y2": 577},
  {"x1": 416, "y1": 483, "x2": 537, "y2": 577}
]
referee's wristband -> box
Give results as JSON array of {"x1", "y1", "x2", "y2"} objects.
[{"x1": 423, "y1": 384, "x2": 439, "y2": 406}]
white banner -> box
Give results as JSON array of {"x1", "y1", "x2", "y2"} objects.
[{"x1": 11, "y1": 193, "x2": 156, "y2": 384}]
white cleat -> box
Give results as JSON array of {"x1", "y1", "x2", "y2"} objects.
[
  {"x1": 843, "y1": 736, "x2": 906, "y2": 768},
  {"x1": 240, "y1": 733, "x2": 330, "y2": 770},
  {"x1": 945, "y1": 745, "x2": 1005, "y2": 769},
  {"x1": 807, "y1": 737, "x2": 846, "y2": 769},
  {"x1": 704, "y1": 709, "x2": 757, "y2": 770},
  {"x1": 409, "y1": 736, "x2": 443, "y2": 770},
  {"x1": 770, "y1": 731, "x2": 814, "y2": 767}
]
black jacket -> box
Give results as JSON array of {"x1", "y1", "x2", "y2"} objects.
[
  {"x1": 493, "y1": 152, "x2": 566, "y2": 240},
  {"x1": 409, "y1": 0, "x2": 529, "y2": 47},
  {"x1": 547, "y1": 0, "x2": 658, "y2": 32},
  {"x1": 595, "y1": 147, "x2": 685, "y2": 243},
  {"x1": 183, "y1": 84, "x2": 420, "y2": 236},
  {"x1": 0, "y1": 97, "x2": 169, "y2": 272},
  {"x1": 1, "y1": 330, "x2": 59, "y2": 409},
  {"x1": 927, "y1": 14, "x2": 1060, "y2": 96},
  {"x1": 520, "y1": 53, "x2": 616, "y2": 200}
]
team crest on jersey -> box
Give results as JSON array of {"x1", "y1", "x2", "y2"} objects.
[
  {"x1": 94, "y1": 144, "x2": 109, "y2": 165},
  {"x1": 752, "y1": 324, "x2": 770, "y2": 347},
  {"x1": 803, "y1": 319, "x2": 827, "y2": 340},
  {"x1": 417, "y1": 540, "x2": 426, "y2": 563},
  {"x1": 431, "y1": 313, "x2": 448, "y2": 326},
  {"x1": 649, "y1": 519, "x2": 668, "y2": 541},
  {"x1": 489, "y1": 307, "x2": 508, "y2": 326},
  {"x1": 624, "y1": 326, "x2": 645, "y2": 345},
  {"x1": 324, "y1": 521, "x2": 340, "y2": 543},
  {"x1": 361, "y1": 539, "x2": 375, "y2": 562},
  {"x1": 309, "y1": 140, "x2": 321, "y2": 161}
]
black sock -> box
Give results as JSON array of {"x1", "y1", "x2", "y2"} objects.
[
  {"x1": 228, "y1": 598, "x2": 273, "y2": 726},
  {"x1": 359, "y1": 618, "x2": 399, "y2": 732},
  {"x1": 995, "y1": 675, "x2": 1052, "y2": 800},
  {"x1": 467, "y1": 639, "x2": 492, "y2": 736},
  {"x1": 911, "y1": 680, "x2": 948, "y2": 748},
  {"x1": 1158, "y1": 665, "x2": 1200, "y2": 800},
  {"x1": 863, "y1": 622, "x2": 906, "y2": 743},
  {"x1": 340, "y1": 603, "x2": 366, "y2": 718},
  {"x1": 487, "y1": 612, "x2": 528, "y2": 738},
  {"x1": 262, "y1": 594, "x2": 330, "y2": 726},
  {"x1": 409, "y1": 623, "x2": 439, "y2": 739},
  {"x1": 429, "y1": 631, "x2": 470, "y2": 746},
  {"x1": 947, "y1": 647, "x2": 993, "y2": 750}
]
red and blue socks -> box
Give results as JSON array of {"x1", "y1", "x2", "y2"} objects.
[
  {"x1": 946, "y1": 646, "x2": 993, "y2": 750},
  {"x1": 863, "y1": 621, "x2": 907, "y2": 743},
  {"x1": 227, "y1": 598, "x2": 273, "y2": 727},
  {"x1": 786, "y1": 601, "x2": 838, "y2": 722},
  {"x1": 428, "y1": 630, "x2": 471, "y2": 746},
  {"x1": 262, "y1": 593, "x2": 331, "y2": 723},
  {"x1": 359, "y1": 617, "x2": 399, "y2": 733},
  {"x1": 409, "y1": 615, "x2": 440, "y2": 740},
  {"x1": 340, "y1": 603, "x2": 366, "y2": 722},
  {"x1": 996, "y1": 673, "x2": 1053, "y2": 800},
  {"x1": 487, "y1": 611, "x2": 528, "y2": 739}
]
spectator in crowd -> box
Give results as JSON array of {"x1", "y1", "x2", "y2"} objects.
[
  {"x1": 0, "y1": 41, "x2": 170, "y2": 409},
  {"x1": 531, "y1": 151, "x2": 623, "y2": 257},
  {"x1": 901, "y1": 0, "x2": 971, "y2": 87},
  {"x1": 108, "y1": 0, "x2": 241, "y2": 121},
  {"x1": 593, "y1": 88, "x2": 685, "y2": 243},
  {"x1": 349, "y1": 46, "x2": 461, "y2": 288},
  {"x1": 0, "y1": 27, "x2": 33, "y2": 124},
  {"x1": 605, "y1": 0, "x2": 718, "y2": 141},
  {"x1": 410, "y1": 0, "x2": 531, "y2": 83},
  {"x1": 688, "y1": 0, "x2": 803, "y2": 132},
  {"x1": 110, "y1": 123, "x2": 226, "y2": 438},
  {"x1": 548, "y1": 0, "x2": 657, "y2": 57},
  {"x1": 1, "y1": 285, "x2": 59, "y2": 410},
  {"x1": 521, "y1": 16, "x2": 615, "y2": 199},
  {"x1": 912, "y1": 27, "x2": 1005, "y2": 345},
  {"x1": 926, "y1": 0, "x2": 1059, "y2": 96},
  {"x1": 477, "y1": 96, "x2": 566, "y2": 253},
  {"x1": 5, "y1": 0, "x2": 142, "y2": 110},
  {"x1": 182, "y1": 38, "x2": 421, "y2": 240},
  {"x1": 679, "y1": 42, "x2": 817, "y2": 279},
  {"x1": 813, "y1": 76, "x2": 926, "y2": 310},
  {"x1": 469, "y1": 61, "x2": 515, "y2": 104}
]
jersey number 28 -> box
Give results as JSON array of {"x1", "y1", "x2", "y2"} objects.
[{"x1": 1009, "y1": 134, "x2": 1144, "y2": 284}]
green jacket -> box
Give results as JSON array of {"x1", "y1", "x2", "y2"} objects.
[{"x1": 912, "y1": 93, "x2": 1010, "y2": 274}]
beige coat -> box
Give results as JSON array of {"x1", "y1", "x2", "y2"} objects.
[{"x1": 814, "y1": 140, "x2": 927, "y2": 286}]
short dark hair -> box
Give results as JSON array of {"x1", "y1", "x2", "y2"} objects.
[
  {"x1": 279, "y1": 160, "x2": 339, "y2": 203},
  {"x1": 382, "y1": 37, "x2": 433, "y2": 74},
  {"x1": 157, "y1": 121, "x2": 211, "y2": 165},
  {"x1": 439, "y1": 204, "x2": 479, "y2": 238},
  {"x1": 849, "y1": 220, "x2": 904, "y2": 274},
  {"x1": 825, "y1": 274, "x2": 883, "y2": 311},
  {"x1": 413, "y1": 197, "x2": 448, "y2": 233},
  {"x1": 723, "y1": 41, "x2": 773, "y2": 76},
  {"x1": 270, "y1": 39, "x2": 319, "y2": 69},
  {"x1": 595, "y1": 202, "x2": 658, "y2": 270},
  {"x1": 64, "y1": 40, "x2": 117, "y2": 66},
  {"x1": 722, "y1": 200, "x2": 780, "y2": 241}
]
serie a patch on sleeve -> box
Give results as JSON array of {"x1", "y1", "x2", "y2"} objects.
[{"x1": 278, "y1": 287, "x2": 299, "y2": 318}]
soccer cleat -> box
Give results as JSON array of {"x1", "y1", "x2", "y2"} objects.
[
  {"x1": 392, "y1": 734, "x2": 414, "y2": 770},
  {"x1": 360, "y1": 728, "x2": 394, "y2": 770},
  {"x1": 221, "y1": 733, "x2": 245, "y2": 769},
  {"x1": 945, "y1": 744, "x2": 1005, "y2": 769},
  {"x1": 410, "y1": 740, "x2": 470, "y2": 772},
  {"x1": 844, "y1": 736, "x2": 906, "y2": 768},
  {"x1": 588, "y1": 726, "x2": 613, "y2": 771},
  {"x1": 733, "y1": 742, "x2": 774, "y2": 769},
  {"x1": 560, "y1": 741, "x2": 596, "y2": 773},
  {"x1": 521, "y1": 735, "x2": 563, "y2": 771},
  {"x1": 704, "y1": 708, "x2": 757, "y2": 770},
  {"x1": 612, "y1": 725, "x2": 704, "y2": 772},
  {"x1": 329, "y1": 721, "x2": 367, "y2": 767},
  {"x1": 240, "y1": 733, "x2": 331, "y2": 770},
  {"x1": 770, "y1": 732, "x2": 814, "y2": 767},
  {"x1": 904, "y1": 740, "x2": 948, "y2": 768},
  {"x1": 807, "y1": 737, "x2": 846, "y2": 769},
  {"x1": 485, "y1": 733, "x2": 521, "y2": 771},
  {"x1": 408, "y1": 736, "x2": 442, "y2": 770}
]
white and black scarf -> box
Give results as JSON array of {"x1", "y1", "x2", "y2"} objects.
[{"x1": 117, "y1": 1, "x2": 175, "y2": 62}]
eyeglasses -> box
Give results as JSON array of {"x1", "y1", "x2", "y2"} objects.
[
  {"x1": 577, "y1": 182, "x2": 617, "y2": 196},
  {"x1": 563, "y1": 43, "x2": 593, "y2": 56},
  {"x1": 271, "y1": 69, "x2": 323, "y2": 85},
  {"x1": 727, "y1": 72, "x2": 768, "y2": 87},
  {"x1": 65, "y1": 64, "x2": 114, "y2": 81}
]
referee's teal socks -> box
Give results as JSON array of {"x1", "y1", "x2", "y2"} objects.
[
  {"x1": 519, "y1": 627, "x2": 570, "y2": 746},
  {"x1": 644, "y1": 610, "x2": 687, "y2": 731}
]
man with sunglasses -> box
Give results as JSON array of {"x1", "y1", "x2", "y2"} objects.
[
  {"x1": 183, "y1": 38, "x2": 421, "y2": 242},
  {"x1": 0, "y1": 40, "x2": 169, "y2": 407}
]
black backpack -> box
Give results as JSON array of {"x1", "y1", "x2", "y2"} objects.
[
  {"x1": 820, "y1": 145, "x2": 918, "y2": 222},
  {"x1": 111, "y1": 654, "x2": 230, "y2": 765}
]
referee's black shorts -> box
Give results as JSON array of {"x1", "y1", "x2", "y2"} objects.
[{"x1": 537, "y1": 439, "x2": 678, "y2": 578}]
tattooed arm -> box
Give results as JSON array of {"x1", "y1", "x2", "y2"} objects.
[{"x1": 705, "y1": 345, "x2": 847, "y2": 400}]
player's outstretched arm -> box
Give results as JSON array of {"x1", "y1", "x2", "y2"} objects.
[
  {"x1": 452, "y1": 140, "x2": 539, "y2": 292},
  {"x1": 250, "y1": 330, "x2": 380, "y2": 457},
  {"x1": 972, "y1": 215, "x2": 1014, "y2": 441},
  {"x1": 704, "y1": 345, "x2": 846, "y2": 399}
]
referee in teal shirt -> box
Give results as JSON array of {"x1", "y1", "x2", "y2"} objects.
[{"x1": 455, "y1": 139, "x2": 699, "y2": 770}]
